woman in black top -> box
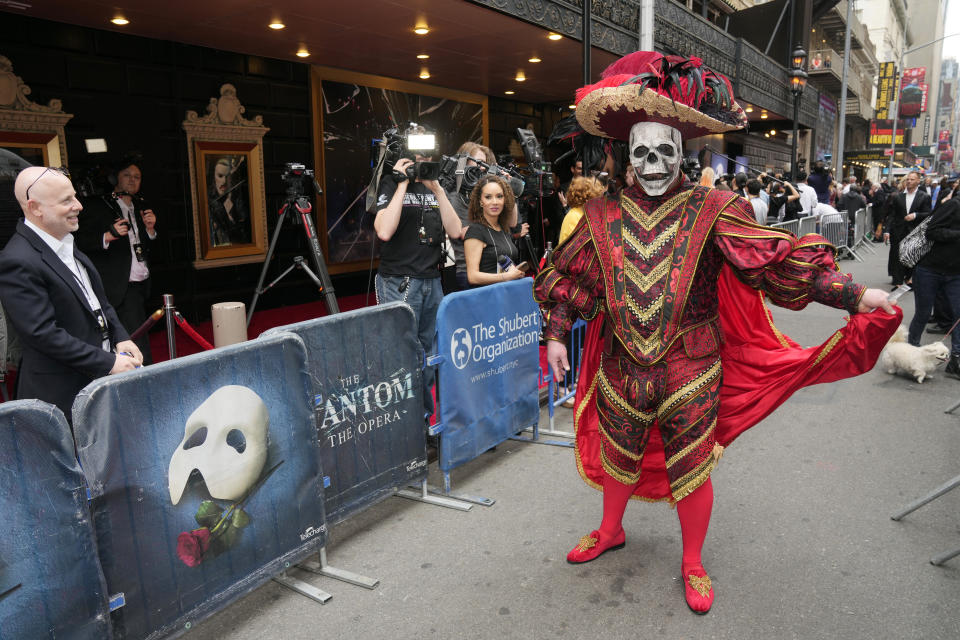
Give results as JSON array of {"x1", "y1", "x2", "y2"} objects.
[
  {"x1": 906, "y1": 184, "x2": 960, "y2": 376},
  {"x1": 464, "y1": 175, "x2": 525, "y2": 286}
]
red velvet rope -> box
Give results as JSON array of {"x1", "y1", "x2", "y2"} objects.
[{"x1": 173, "y1": 312, "x2": 214, "y2": 351}]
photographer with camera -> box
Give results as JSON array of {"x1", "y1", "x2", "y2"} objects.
[
  {"x1": 76, "y1": 155, "x2": 157, "y2": 364},
  {"x1": 374, "y1": 137, "x2": 464, "y2": 420}
]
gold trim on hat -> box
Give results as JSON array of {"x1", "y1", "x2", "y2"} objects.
[{"x1": 577, "y1": 85, "x2": 743, "y2": 139}]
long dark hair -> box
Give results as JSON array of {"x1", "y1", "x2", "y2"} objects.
[{"x1": 467, "y1": 175, "x2": 516, "y2": 229}]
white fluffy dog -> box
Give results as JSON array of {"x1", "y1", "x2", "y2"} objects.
[{"x1": 879, "y1": 326, "x2": 951, "y2": 383}]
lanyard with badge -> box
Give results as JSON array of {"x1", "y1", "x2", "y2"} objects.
[{"x1": 66, "y1": 259, "x2": 110, "y2": 345}]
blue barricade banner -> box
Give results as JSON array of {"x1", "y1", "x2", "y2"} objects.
[
  {"x1": 72, "y1": 333, "x2": 325, "y2": 640},
  {"x1": 263, "y1": 302, "x2": 428, "y2": 526},
  {"x1": 435, "y1": 279, "x2": 541, "y2": 471},
  {"x1": 0, "y1": 400, "x2": 112, "y2": 640}
]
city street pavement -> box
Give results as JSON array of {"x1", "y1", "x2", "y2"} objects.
[{"x1": 199, "y1": 239, "x2": 959, "y2": 640}]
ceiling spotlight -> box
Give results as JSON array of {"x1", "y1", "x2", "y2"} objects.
[
  {"x1": 296, "y1": 48, "x2": 310, "y2": 58},
  {"x1": 745, "y1": 106, "x2": 754, "y2": 113},
  {"x1": 529, "y1": 57, "x2": 542, "y2": 63},
  {"x1": 268, "y1": 21, "x2": 285, "y2": 30},
  {"x1": 419, "y1": 68, "x2": 430, "y2": 79},
  {"x1": 568, "y1": 104, "x2": 576, "y2": 109},
  {"x1": 764, "y1": 133, "x2": 770, "y2": 138},
  {"x1": 505, "y1": 90, "x2": 515, "y2": 95},
  {"x1": 515, "y1": 71, "x2": 526, "y2": 82},
  {"x1": 548, "y1": 32, "x2": 563, "y2": 40},
  {"x1": 760, "y1": 113, "x2": 768, "y2": 119},
  {"x1": 417, "y1": 54, "x2": 430, "y2": 59},
  {"x1": 414, "y1": 22, "x2": 430, "y2": 35},
  {"x1": 111, "y1": 16, "x2": 129, "y2": 25},
  {"x1": 770, "y1": 129, "x2": 777, "y2": 135}
]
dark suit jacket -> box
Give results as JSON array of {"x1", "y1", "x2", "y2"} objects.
[
  {"x1": 884, "y1": 188, "x2": 932, "y2": 239},
  {"x1": 75, "y1": 194, "x2": 153, "y2": 307},
  {"x1": 0, "y1": 220, "x2": 129, "y2": 417}
]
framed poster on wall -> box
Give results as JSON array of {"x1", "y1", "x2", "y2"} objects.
[{"x1": 310, "y1": 66, "x2": 487, "y2": 274}]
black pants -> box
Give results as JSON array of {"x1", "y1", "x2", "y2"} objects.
[{"x1": 115, "y1": 280, "x2": 152, "y2": 364}]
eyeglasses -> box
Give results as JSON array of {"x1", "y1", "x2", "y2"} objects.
[{"x1": 25, "y1": 166, "x2": 70, "y2": 200}]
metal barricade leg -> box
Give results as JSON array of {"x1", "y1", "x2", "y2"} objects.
[
  {"x1": 273, "y1": 570, "x2": 333, "y2": 604},
  {"x1": 891, "y1": 474, "x2": 960, "y2": 521},
  {"x1": 395, "y1": 478, "x2": 474, "y2": 510},
  {"x1": 931, "y1": 547, "x2": 960, "y2": 566},
  {"x1": 298, "y1": 547, "x2": 380, "y2": 589}
]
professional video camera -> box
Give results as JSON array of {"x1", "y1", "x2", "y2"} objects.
[
  {"x1": 514, "y1": 127, "x2": 556, "y2": 198},
  {"x1": 281, "y1": 162, "x2": 320, "y2": 197},
  {"x1": 379, "y1": 123, "x2": 441, "y2": 180},
  {"x1": 437, "y1": 154, "x2": 525, "y2": 201},
  {"x1": 75, "y1": 165, "x2": 114, "y2": 199},
  {"x1": 366, "y1": 123, "x2": 439, "y2": 213},
  {"x1": 681, "y1": 157, "x2": 701, "y2": 183}
]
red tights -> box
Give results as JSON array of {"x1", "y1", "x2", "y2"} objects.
[{"x1": 599, "y1": 472, "x2": 713, "y2": 563}]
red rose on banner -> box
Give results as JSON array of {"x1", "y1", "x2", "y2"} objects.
[{"x1": 177, "y1": 528, "x2": 211, "y2": 567}]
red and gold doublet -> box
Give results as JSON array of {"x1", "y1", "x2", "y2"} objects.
[{"x1": 535, "y1": 183, "x2": 870, "y2": 502}]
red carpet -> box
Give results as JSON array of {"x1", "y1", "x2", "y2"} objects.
[{"x1": 149, "y1": 293, "x2": 374, "y2": 362}]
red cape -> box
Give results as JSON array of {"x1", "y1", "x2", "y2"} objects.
[{"x1": 573, "y1": 265, "x2": 902, "y2": 502}]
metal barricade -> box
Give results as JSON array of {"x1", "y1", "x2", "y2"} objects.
[
  {"x1": 798, "y1": 215, "x2": 818, "y2": 237},
  {"x1": 854, "y1": 207, "x2": 878, "y2": 254},
  {"x1": 821, "y1": 210, "x2": 861, "y2": 261},
  {"x1": 769, "y1": 219, "x2": 800, "y2": 236}
]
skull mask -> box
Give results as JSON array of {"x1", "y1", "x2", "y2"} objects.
[
  {"x1": 629, "y1": 122, "x2": 683, "y2": 196},
  {"x1": 168, "y1": 385, "x2": 269, "y2": 505}
]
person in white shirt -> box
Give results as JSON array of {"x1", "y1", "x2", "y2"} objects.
[
  {"x1": 795, "y1": 171, "x2": 818, "y2": 216},
  {"x1": 0, "y1": 167, "x2": 141, "y2": 418},
  {"x1": 746, "y1": 179, "x2": 768, "y2": 224}
]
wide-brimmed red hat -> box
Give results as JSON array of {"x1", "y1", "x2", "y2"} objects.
[{"x1": 575, "y1": 51, "x2": 748, "y2": 140}]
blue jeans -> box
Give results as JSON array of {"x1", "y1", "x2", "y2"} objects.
[
  {"x1": 375, "y1": 274, "x2": 443, "y2": 418},
  {"x1": 908, "y1": 265, "x2": 960, "y2": 355}
]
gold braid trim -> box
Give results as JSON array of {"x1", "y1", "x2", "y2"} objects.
[
  {"x1": 759, "y1": 291, "x2": 791, "y2": 348},
  {"x1": 600, "y1": 446, "x2": 643, "y2": 485},
  {"x1": 623, "y1": 220, "x2": 680, "y2": 260},
  {"x1": 624, "y1": 256, "x2": 672, "y2": 293},
  {"x1": 811, "y1": 330, "x2": 844, "y2": 368},
  {"x1": 574, "y1": 369, "x2": 672, "y2": 504},
  {"x1": 624, "y1": 290, "x2": 664, "y2": 324},
  {"x1": 622, "y1": 188, "x2": 692, "y2": 231},
  {"x1": 657, "y1": 358, "x2": 722, "y2": 421},
  {"x1": 598, "y1": 367, "x2": 655, "y2": 423},
  {"x1": 670, "y1": 451, "x2": 718, "y2": 502},
  {"x1": 662, "y1": 394, "x2": 720, "y2": 449},
  {"x1": 597, "y1": 420, "x2": 646, "y2": 462},
  {"x1": 665, "y1": 415, "x2": 717, "y2": 469}
]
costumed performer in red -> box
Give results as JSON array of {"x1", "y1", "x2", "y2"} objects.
[{"x1": 533, "y1": 51, "x2": 901, "y2": 615}]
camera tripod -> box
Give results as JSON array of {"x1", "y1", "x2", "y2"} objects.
[{"x1": 247, "y1": 193, "x2": 339, "y2": 327}]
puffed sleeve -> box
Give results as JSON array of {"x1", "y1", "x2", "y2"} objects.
[
  {"x1": 713, "y1": 196, "x2": 865, "y2": 314},
  {"x1": 533, "y1": 216, "x2": 605, "y2": 342}
]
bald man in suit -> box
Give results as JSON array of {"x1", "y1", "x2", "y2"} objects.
[{"x1": 0, "y1": 167, "x2": 141, "y2": 419}]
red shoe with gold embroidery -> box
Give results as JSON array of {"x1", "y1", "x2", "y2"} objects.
[
  {"x1": 682, "y1": 564, "x2": 714, "y2": 614},
  {"x1": 565, "y1": 529, "x2": 625, "y2": 564}
]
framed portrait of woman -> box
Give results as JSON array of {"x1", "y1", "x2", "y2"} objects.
[{"x1": 183, "y1": 84, "x2": 269, "y2": 268}]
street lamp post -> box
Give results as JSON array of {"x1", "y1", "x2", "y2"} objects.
[
  {"x1": 789, "y1": 47, "x2": 808, "y2": 180},
  {"x1": 887, "y1": 32, "x2": 960, "y2": 179}
]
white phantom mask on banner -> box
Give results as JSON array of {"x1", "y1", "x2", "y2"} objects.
[
  {"x1": 168, "y1": 385, "x2": 269, "y2": 505},
  {"x1": 629, "y1": 122, "x2": 683, "y2": 196}
]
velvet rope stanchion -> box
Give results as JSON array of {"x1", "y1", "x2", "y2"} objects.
[
  {"x1": 129, "y1": 308, "x2": 164, "y2": 342},
  {"x1": 173, "y1": 311, "x2": 215, "y2": 351}
]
